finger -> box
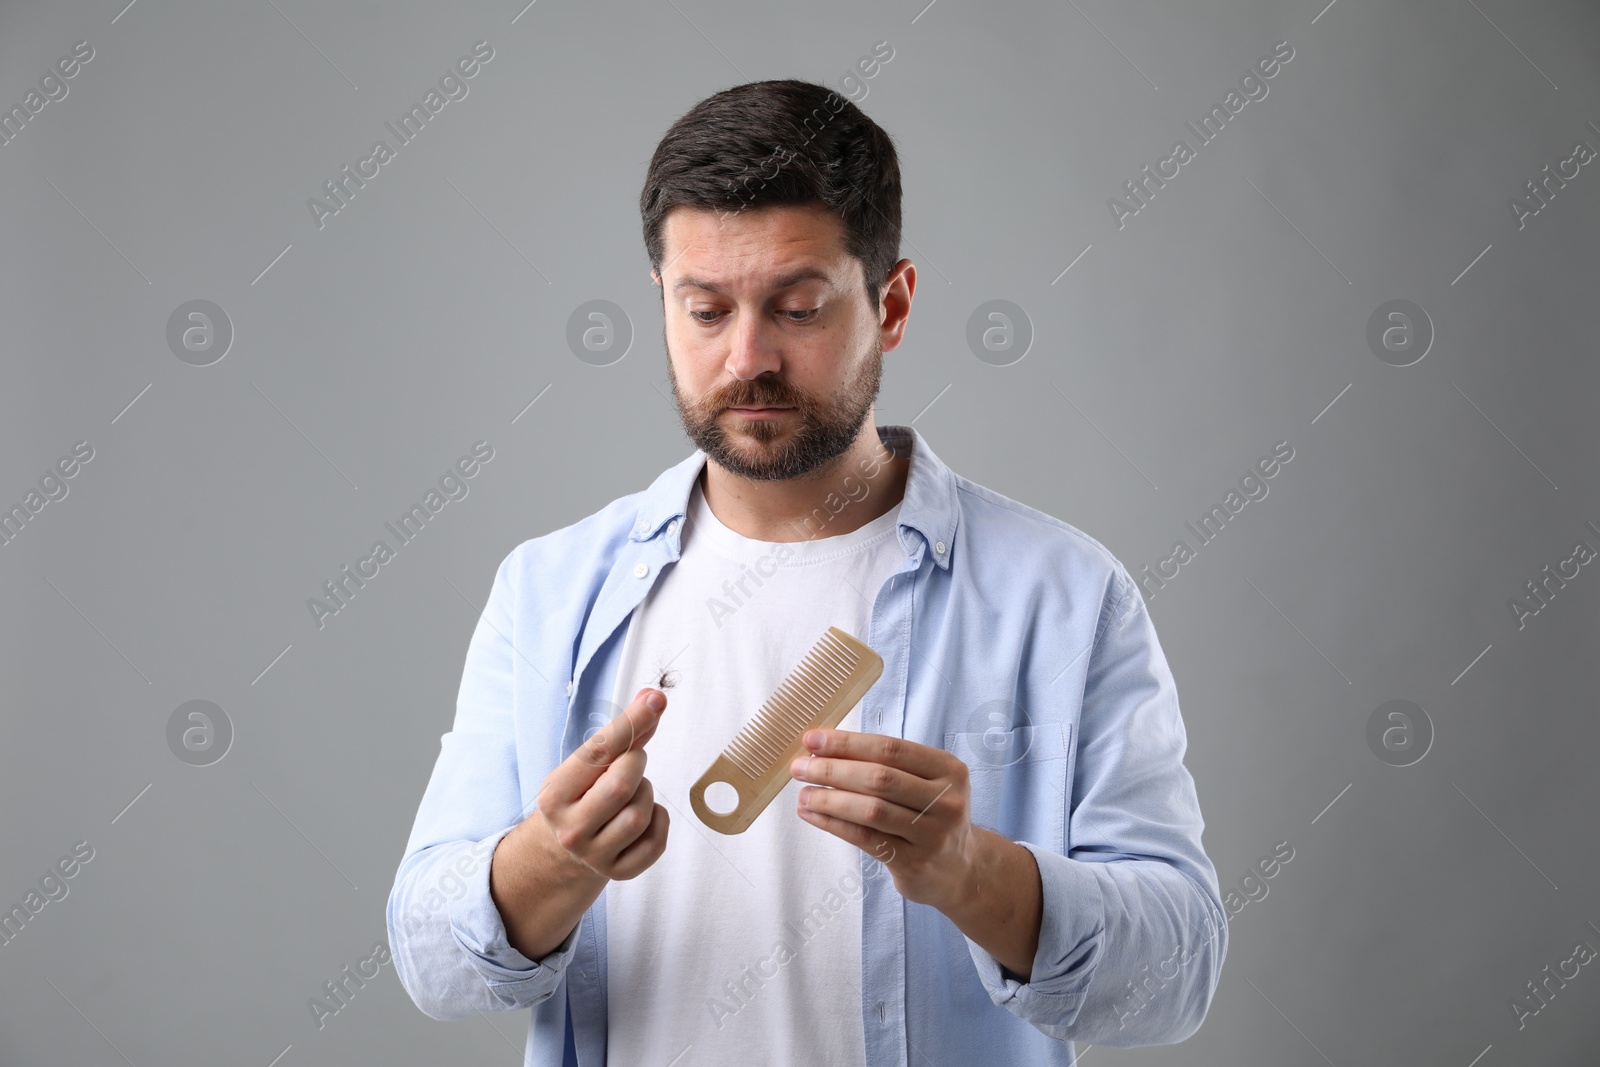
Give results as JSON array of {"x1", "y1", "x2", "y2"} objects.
[
  {"x1": 798, "y1": 783, "x2": 926, "y2": 842},
  {"x1": 564, "y1": 748, "x2": 648, "y2": 838},
  {"x1": 610, "y1": 803, "x2": 669, "y2": 880},
  {"x1": 791, "y1": 753, "x2": 929, "y2": 811},
  {"x1": 796, "y1": 802, "x2": 909, "y2": 859},
  {"x1": 612, "y1": 689, "x2": 668, "y2": 753},
  {"x1": 800, "y1": 729, "x2": 950, "y2": 779},
  {"x1": 543, "y1": 688, "x2": 667, "y2": 805},
  {"x1": 584, "y1": 688, "x2": 665, "y2": 764},
  {"x1": 588, "y1": 772, "x2": 656, "y2": 860}
]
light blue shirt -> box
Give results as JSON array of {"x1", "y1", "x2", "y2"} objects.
[{"x1": 387, "y1": 424, "x2": 1227, "y2": 1065}]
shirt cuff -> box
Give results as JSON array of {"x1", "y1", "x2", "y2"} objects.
[
  {"x1": 447, "y1": 827, "x2": 583, "y2": 992},
  {"x1": 962, "y1": 841, "x2": 1105, "y2": 1020}
]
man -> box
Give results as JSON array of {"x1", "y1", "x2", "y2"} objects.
[{"x1": 388, "y1": 79, "x2": 1226, "y2": 1065}]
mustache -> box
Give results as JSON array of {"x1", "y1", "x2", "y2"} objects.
[{"x1": 713, "y1": 383, "x2": 804, "y2": 409}]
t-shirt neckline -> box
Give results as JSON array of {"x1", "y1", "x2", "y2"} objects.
[{"x1": 685, "y1": 475, "x2": 904, "y2": 566}]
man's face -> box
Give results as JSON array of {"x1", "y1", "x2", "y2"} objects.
[{"x1": 653, "y1": 203, "x2": 884, "y2": 482}]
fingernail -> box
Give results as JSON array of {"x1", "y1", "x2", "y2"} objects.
[{"x1": 645, "y1": 691, "x2": 666, "y2": 712}]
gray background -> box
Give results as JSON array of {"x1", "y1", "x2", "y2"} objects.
[{"x1": 2, "y1": 0, "x2": 1597, "y2": 1064}]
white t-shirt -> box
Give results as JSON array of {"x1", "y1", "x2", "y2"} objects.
[{"x1": 604, "y1": 471, "x2": 907, "y2": 1066}]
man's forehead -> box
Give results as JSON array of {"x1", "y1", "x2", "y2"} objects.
[
  {"x1": 659, "y1": 204, "x2": 853, "y2": 292},
  {"x1": 670, "y1": 264, "x2": 837, "y2": 296}
]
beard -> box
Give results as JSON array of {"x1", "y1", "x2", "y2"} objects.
[{"x1": 666, "y1": 333, "x2": 883, "y2": 482}]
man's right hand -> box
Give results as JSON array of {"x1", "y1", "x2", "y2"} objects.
[
  {"x1": 536, "y1": 687, "x2": 672, "y2": 881},
  {"x1": 489, "y1": 687, "x2": 671, "y2": 962}
]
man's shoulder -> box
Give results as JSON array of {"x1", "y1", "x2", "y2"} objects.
[{"x1": 951, "y1": 472, "x2": 1133, "y2": 599}]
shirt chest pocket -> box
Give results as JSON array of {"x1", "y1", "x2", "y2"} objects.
[{"x1": 941, "y1": 722, "x2": 1071, "y2": 856}]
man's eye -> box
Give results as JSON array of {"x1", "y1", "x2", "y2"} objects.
[{"x1": 688, "y1": 308, "x2": 819, "y2": 324}]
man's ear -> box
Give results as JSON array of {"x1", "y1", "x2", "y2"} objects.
[{"x1": 650, "y1": 269, "x2": 661, "y2": 287}]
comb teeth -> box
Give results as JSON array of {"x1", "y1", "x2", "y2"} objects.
[{"x1": 723, "y1": 631, "x2": 858, "y2": 779}]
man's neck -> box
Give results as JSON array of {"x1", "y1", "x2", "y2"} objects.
[{"x1": 699, "y1": 427, "x2": 910, "y2": 543}]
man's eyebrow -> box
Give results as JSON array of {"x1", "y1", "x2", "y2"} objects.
[{"x1": 671, "y1": 267, "x2": 835, "y2": 296}]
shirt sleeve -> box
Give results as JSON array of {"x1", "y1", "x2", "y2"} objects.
[
  {"x1": 961, "y1": 565, "x2": 1228, "y2": 1045},
  {"x1": 386, "y1": 547, "x2": 581, "y2": 1021}
]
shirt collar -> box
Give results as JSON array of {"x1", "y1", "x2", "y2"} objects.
[{"x1": 628, "y1": 423, "x2": 959, "y2": 570}]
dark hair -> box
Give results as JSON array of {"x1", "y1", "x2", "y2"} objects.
[{"x1": 640, "y1": 79, "x2": 902, "y2": 312}]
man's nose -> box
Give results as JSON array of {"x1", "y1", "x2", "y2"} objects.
[{"x1": 724, "y1": 312, "x2": 782, "y2": 380}]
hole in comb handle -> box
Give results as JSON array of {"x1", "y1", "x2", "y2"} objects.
[{"x1": 703, "y1": 781, "x2": 739, "y2": 815}]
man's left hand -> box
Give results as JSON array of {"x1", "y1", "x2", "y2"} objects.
[{"x1": 788, "y1": 727, "x2": 976, "y2": 912}]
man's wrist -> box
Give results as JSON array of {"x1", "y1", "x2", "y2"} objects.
[
  {"x1": 941, "y1": 827, "x2": 1009, "y2": 924},
  {"x1": 491, "y1": 813, "x2": 608, "y2": 961},
  {"x1": 937, "y1": 827, "x2": 1042, "y2": 981}
]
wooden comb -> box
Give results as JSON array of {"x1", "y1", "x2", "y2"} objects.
[{"x1": 689, "y1": 626, "x2": 884, "y2": 835}]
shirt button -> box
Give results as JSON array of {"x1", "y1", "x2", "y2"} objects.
[
  {"x1": 935, "y1": 540, "x2": 946, "y2": 555},
  {"x1": 632, "y1": 562, "x2": 649, "y2": 578},
  {"x1": 667, "y1": 519, "x2": 678, "y2": 536},
  {"x1": 565, "y1": 680, "x2": 573, "y2": 696}
]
